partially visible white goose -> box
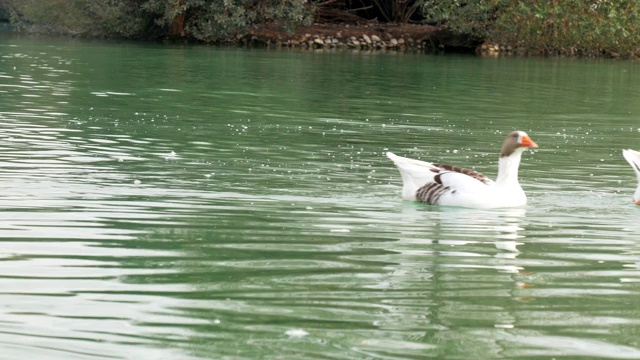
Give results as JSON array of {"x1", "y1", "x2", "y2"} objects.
[
  {"x1": 387, "y1": 130, "x2": 538, "y2": 209},
  {"x1": 622, "y1": 149, "x2": 640, "y2": 205}
]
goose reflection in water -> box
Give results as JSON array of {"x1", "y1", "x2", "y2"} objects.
[{"x1": 392, "y1": 205, "x2": 528, "y2": 270}]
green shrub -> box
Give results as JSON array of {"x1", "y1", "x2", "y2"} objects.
[
  {"x1": 1, "y1": 0, "x2": 313, "y2": 42},
  {"x1": 422, "y1": 0, "x2": 499, "y2": 38},
  {"x1": 495, "y1": 0, "x2": 640, "y2": 56},
  {"x1": 142, "y1": 0, "x2": 313, "y2": 42},
  {"x1": 421, "y1": 0, "x2": 640, "y2": 56},
  {"x1": 1, "y1": 0, "x2": 152, "y2": 37}
]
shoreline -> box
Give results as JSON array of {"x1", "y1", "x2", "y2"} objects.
[{"x1": 242, "y1": 22, "x2": 489, "y2": 54}]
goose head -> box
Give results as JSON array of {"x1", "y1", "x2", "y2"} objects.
[{"x1": 500, "y1": 131, "x2": 539, "y2": 158}]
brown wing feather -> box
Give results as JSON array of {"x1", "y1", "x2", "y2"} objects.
[
  {"x1": 416, "y1": 182, "x2": 450, "y2": 205},
  {"x1": 432, "y1": 163, "x2": 494, "y2": 185}
]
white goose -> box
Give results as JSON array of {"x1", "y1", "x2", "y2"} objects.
[
  {"x1": 622, "y1": 149, "x2": 640, "y2": 205},
  {"x1": 387, "y1": 130, "x2": 538, "y2": 209}
]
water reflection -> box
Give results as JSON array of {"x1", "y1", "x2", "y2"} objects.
[
  {"x1": 393, "y1": 205, "x2": 525, "y2": 261},
  {"x1": 311, "y1": 205, "x2": 531, "y2": 358}
]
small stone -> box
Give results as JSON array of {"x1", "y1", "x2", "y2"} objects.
[
  {"x1": 324, "y1": 38, "x2": 332, "y2": 45},
  {"x1": 398, "y1": 38, "x2": 405, "y2": 45},
  {"x1": 390, "y1": 38, "x2": 398, "y2": 46},
  {"x1": 371, "y1": 34, "x2": 381, "y2": 42},
  {"x1": 314, "y1": 38, "x2": 324, "y2": 45},
  {"x1": 362, "y1": 34, "x2": 372, "y2": 44},
  {"x1": 350, "y1": 36, "x2": 357, "y2": 41},
  {"x1": 352, "y1": 40, "x2": 361, "y2": 46}
]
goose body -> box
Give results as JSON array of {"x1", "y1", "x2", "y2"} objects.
[
  {"x1": 622, "y1": 149, "x2": 640, "y2": 205},
  {"x1": 387, "y1": 131, "x2": 538, "y2": 209}
]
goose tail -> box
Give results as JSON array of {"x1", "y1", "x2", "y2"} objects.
[
  {"x1": 386, "y1": 152, "x2": 437, "y2": 201},
  {"x1": 623, "y1": 149, "x2": 640, "y2": 205},
  {"x1": 623, "y1": 149, "x2": 640, "y2": 178}
]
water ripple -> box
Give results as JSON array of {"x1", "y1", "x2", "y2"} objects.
[{"x1": 1, "y1": 37, "x2": 640, "y2": 359}]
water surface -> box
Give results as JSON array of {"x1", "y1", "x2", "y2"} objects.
[{"x1": 1, "y1": 32, "x2": 640, "y2": 359}]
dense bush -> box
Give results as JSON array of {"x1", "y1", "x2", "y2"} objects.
[
  {"x1": 421, "y1": 0, "x2": 640, "y2": 57},
  {"x1": 0, "y1": 0, "x2": 152, "y2": 37},
  {"x1": 422, "y1": 0, "x2": 498, "y2": 37},
  {"x1": 0, "y1": 0, "x2": 313, "y2": 41},
  {"x1": 495, "y1": 0, "x2": 640, "y2": 56},
  {"x1": 142, "y1": 0, "x2": 313, "y2": 42}
]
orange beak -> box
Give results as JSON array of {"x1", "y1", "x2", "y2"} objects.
[
  {"x1": 635, "y1": 200, "x2": 640, "y2": 205},
  {"x1": 520, "y1": 135, "x2": 538, "y2": 148}
]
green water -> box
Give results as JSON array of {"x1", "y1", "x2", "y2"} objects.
[{"x1": 1, "y1": 32, "x2": 640, "y2": 359}]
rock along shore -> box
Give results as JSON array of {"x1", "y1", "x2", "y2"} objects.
[{"x1": 243, "y1": 23, "x2": 444, "y2": 52}]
